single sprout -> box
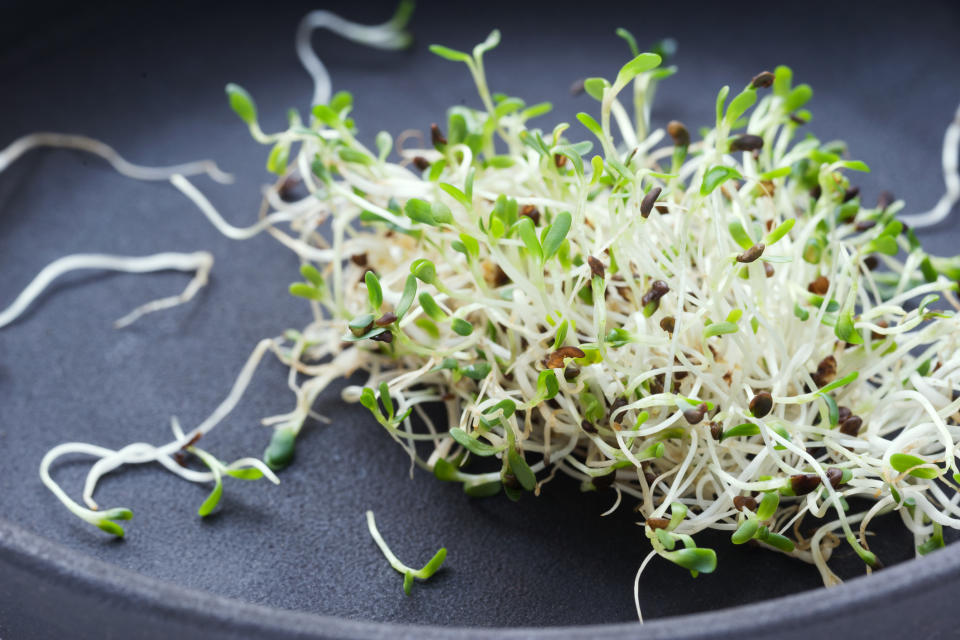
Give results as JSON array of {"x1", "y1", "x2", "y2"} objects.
[{"x1": 366, "y1": 510, "x2": 446, "y2": 595}]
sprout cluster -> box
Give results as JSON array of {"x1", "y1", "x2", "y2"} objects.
[{"x1": 6, "y1": 3, "x2": 960, "y2": 604}]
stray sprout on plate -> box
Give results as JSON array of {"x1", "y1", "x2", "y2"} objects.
[{"x1": 3, "y1": 1, "x2": 960, "y2": 607}]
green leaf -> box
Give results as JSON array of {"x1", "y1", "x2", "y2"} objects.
[
  {"x1": 890, "y1": 453, "x2": 939, "y2": 479},
  {"x1": 764, "y1": 218, "x2": 795, "y2": 245},
  {"x1": 463, "y1": 480, "x2": 502, "y2": 497},
  {"x1": 520, "y1": 102, "x2": 553, "y2": 120},
  {"x1": 508, "y1": 448, "x2": 537, "y2": 491},
  {"x1": 794, "y1": 303, "x2": 809, "y2": 321},
  {"x1": 396, "y1": 275, "x2": 418, "y2": 320},
  {"x1": 329, "y1": 90, "x2": 353, "y2": 113},
  {"x1": 583, "y1": 77, "x2": 610, "y2": 101},
  {"x1": 537, "y1": 370, "x2": 560, "y2": 400},
  {"x1": 514, "y1": 216, "x2": 543, "y2": 261},
  {"x1": 365, "y1": 271, "x2": 383, "y2": 310},
  {"x1": 616, "y1": 52, "x2": 662, "y2": 85},
  {"x1": 300, "y1": 264, "x2": 324, "y2": 288},
  {"x1": 379, "y1": 382, "x2": 394, "y2": 420},
  {"x1": 757, "y1": 492, "x2": 779, "y2": 520},
  {"x1": 785, "y1": 84, "x2": 813, "y2": 112},
  {"x1": 663, "y1": 547, "x2": 717, "y2": 574},
  {"x1": 264, "y1": 428, "x2": 297, "y2": 470},
  {"x1": 450, "y1": 427, "x2": 502, "y2": 456},
  {"x1": 439, "y1": 182, "x2": 471, "y2": 209},
  {"x1": 871, "y1": 235, "x2": 899, "y2": 256},
  {"x1": 311, "y1": 104, "x2": 340, "y2": 127},
  {"x1": 339, "y1": 148, "x2": 372, "y2": 166},
  {"x1": 472, "y1": 29, "x2": 501, "y2": 61},
  {"x1": 97, "y1": 520, "x2": 127, "y2": 537},
  {"x1": 410, "y1": 258, "x2": 438, "y2": 284},
  {"x1": 225, "y1": 467, "x2": 264, "y2": 480},
  {"x1": 721, "y1": 423, "x2": 760, "y2": 440},
  {"x1": 773, "y1": 65, "x2": 793, "y2": 98},
  {"x1": 818, "y1": 371, "x2": 858, "y2": 394},
  {"x1": 266, "y1": 143, "x2": 290, "y2": 175},
  {"x1": 375, "y1": 130, "x2": 393, "y2": 161},
  {"x1": 615, "y1": 27, "x2": 640, "y2": 57},
  {"x1": 840, "y1": 160, "x2": 871, "y2": 173},
  {"x1": 731, "y1": 519, "x2": 760, "y2": 544},
  {"x1": 289, "y1": 283, "x2": 321, "y2": 300},
  {"x1": 704, "y1": 321, "x2": 738, "y2": 337},
  {"x1": 819, "y1": 392, "x2": 839, "y2": 426},
  {"x1": 451, "y1": 318, "x2": 473, "y2": 336},
  {"x1": 461, "y1": 362, "x2": 492, "y2": 380},
  {"x1": 433, "y1": 457, "x2": 459, "y2": 481},
  {"x1": 834, "y1": 313, "x2": 863, "y2": 344},
  {"x1": 418, "y1": 293, "x2": 446, "y2": 321},
  {"x1": 197, "y1": 477, "x2": 223, "y2": 517},
  {"x1": 701, "y1": 166, "x2": 742, "y2": 196},
  {"x1": 761, "y1": 531, "x2": 795, "y2": 552},
  {"x1": 728, "y1": 221, "x2": 754, "y2": 250},
  {"x1": 725, "y1": 89, "x2": 757, "y2": 126},
  {"x1": 576, "y1": 112, "x2": 604, "y2": 140},
  {"x1": 541, "y1": 211, "x2": 572, "y2": 261},
  {"x1": 225, "y1": 83, "x2": 257, "y2": 125},
  {"x1": 405, "y1": 198, "x2": 436, "y2": 225},
  {"x1": 715, "y1": 86, "x2": 730, "y2": 126},
  {"x1": 428, "y1": 44, "x2": 472, "y2": 63}
]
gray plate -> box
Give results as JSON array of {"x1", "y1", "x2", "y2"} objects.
[{"x1": 1, "y1": 1, "x2": 959, "y2": 638}]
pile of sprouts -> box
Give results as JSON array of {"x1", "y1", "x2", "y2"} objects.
[{"x1": 4, "y1": 2, "x2": 960, "y2": 608}]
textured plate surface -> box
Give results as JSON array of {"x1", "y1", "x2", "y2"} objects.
[{"x1": 1, "y1": 1, "x2": 959, "y2": 638}]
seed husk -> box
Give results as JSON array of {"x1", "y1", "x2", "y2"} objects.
[
  {"x1": 826, "y1": 468, "x2": 844, "y2": 488},
  {"x1": 733, "y1": 495, "x2": 758, "y2": 511},
  {"x1": 667, "y1": 120, "x2": 690, "y2": 147},
  {"x1": 640, "y1": 187, "x2": 662, "y2": 218},
  {"x1": 808, "y1": 275, "x2": 830, "y2": 295},
  {"x1": 736, "y1": 243, "x2": 765, "y2": 263},
  {"x1": 646, "y1": 517, "x2": 671, "y2": 530},
  {"x1": 587, "y1": 256, "x2": 605, "y2": 279},
  {"x1": 764, "y1": 262, "x2": 775, "y2": 278},
  {"x1": 730, "y1": 134, "x2": 764, "y2": 152},
  {"x1": 375, "y1": 312, "x2": 397, "y2": 327},
  {"x1": 412, "y1": 156, "x2": 430, "y2": 171},
  {"x1": 370, "y1": 331, "x2": 393, "y2": 343},
  {"x1": 751, "y1": 70, "x2": 775, "y2": 88},
  {"x1": 642, "y1": 280, "x2": 670, "y2": 306},
  {"x1": 519, "y1": 204, "x2": 541, "y2": 225},
  {"x1": 790, "y1": 473, "x2": 821, "y2": 495},
  {"x1": 843, "y1": 186, "x2": 860, "y2": 203},
  {"x1": 581, "y1": 419, "x2": 597, "y2": 434},
  {"x1": 839, "y1": 415, "x2": 862, "y2": 436},
  {"x1": 564, "y1": 365, "x2": 580, "y2": 381},
  {"x1": 684, "y1": 404, "x2": 708, "y2": 424},
  {"x1": 660, "y1": 316, "x2": 676, "y2": 333},
  {"x1": 430, "y1": 123, "x2": 447, "y2": 147},
  {"x1": 709, "y1": 421, "x2": 723, "y2": 440},
  {"x1": 749, "y1": 391, "x2": 773, "y2": 418},
  {"x1": 813, "y1": 355, "x2": 837, "y2": 387},
  {"x1": 545, "y1": 346, "x2": 586, "y2": 369}
]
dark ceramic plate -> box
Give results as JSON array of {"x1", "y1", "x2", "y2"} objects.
[{"x1": 2, "y1": 2, "x2": 959, "y2": 638}]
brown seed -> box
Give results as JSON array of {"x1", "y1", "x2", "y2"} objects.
[
  {"x1": 764, "y1": 262, "x2": 775, "y2": 278},
  {"x1": 837, "y1": 406, "x2": 852, "y2": 423},
  {"x1": 736, "y1": 243, "x2": 765, "y2": 263},
  {"x1": 733, "y1": 495, "x2": 758, "y2": 511},
  {"x1": 350, "y1": 253, "x2": 368, "y2": 267},
  {"x1": 569, "y1": 78, "x2": 586, "y2": 96},
  {"x1": 809, "y1": 185, "x2": 822, "y2": 200},
  {"x1": 870, "y1": 320, "x2": 888, "y2": 341},
  {"x1": 519, "y1": 204, "x2": 541, "y2": 225},
  {"x1": 430, "y1": 123, "x2": 447, "y2": 147},
  {"x1": 839, "y1": 415, "x2": 862, "y2": 437},
  {"x1": 642, "y1": 280, "x2": 670, "y2": 306},
  {"x1": 554, "y1": 153, "x2": 568, "y2": 168},
  {"x1": 684, "y1": 404, "x2": 708, "y2": 424},
  {"x1": 751, "y1": 70, "x2": 775, "y2": 89},
  {"x1": 813, "y1": 355, "x2": 837, "y2": 387},
  {"x1": 750, "y1": 391, "x2": 773, "y2": 418},
  {"x1": 375, "y1": 312, "x2": 397, "y2": 327},
  {"x1": 502, "y1": 472, "x2": 520, "y2": 490},
  {"x1": 864, "y1": 255, "x2": 879, "y2": 270},
  {"x1": 667, "y1": 120, "x2": 690, "y2": 147},
  {"x1": 709, "y1": 421, "x2": 723, "y2": 440},
  {"x1": 587, "y1": 256, "x2": 605, "y2": 279},
  {"x1": 545, "y1": 346, "x2": 586, "y2": 369},
  {"x1": 644, "y1": 471, "x2": 658, "y2": 485},
  {"x1": 581, "y1": 420, "x2": 597, "y2": 434},
  {"x1": 877, "y1": 191, "x2": 895, "y2": 211},
  {"x1": 790, "y1": 113, "x2": 808, "y2": 125},
  {"x1": 593, "y1": 473, "x2": 615, "y2": 491},
  {"x1": 609, "y1": 398, "x2": 628, "y2": 420},
  {"x1": 843, "y1": 186, "x2": 860, "y2": 203},
  {"x1": 184, "y1": 432, "x2": 203, "y2": 448},
  {"x1": 790, "y1": 473, "x2": 822, "y2": 495},
  {"x1": 855, "y1": 219, "x2": 877, "y2": 232},
  {"x1": 640, "y1": 187, "x2": 662, "y2": 218},
  {"x1": 826, "y1": 468, "x2": 844, "y2": 488},
  {"x1": 173, "y1": 451, "x2": 188, "y2": 467},
  {"x1": 808, "y1": 276, "x2": 830, "y2": 295},
  {"x1": 278, "y1": 176, "x2": 299, "y2": 202},
  {"x1": 412, "y1": 156, "x2": 430, "y2": 171},
  {"x1": 660, "y1": 316, "x2": 676, "y2": 333},
  {"x1": 730, "y1": 134, "x2": 764, "y2": 152},
  {"x1": 370, "y1": 331, "x2": 393, "y2": 343},
  {"x1": 646, "y1": 517, "x2": 672, "y2": 530},
  {"x1": 655, "y1": 204, "x2": 670, "y2": 214},
  {"x1": 564, "y1": 365, "x2": 580, "y2": 381}
]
